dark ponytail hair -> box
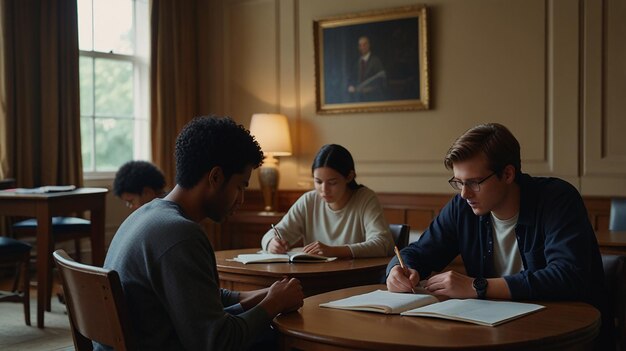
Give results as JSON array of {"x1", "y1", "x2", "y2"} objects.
[{"x1": 311, "y1": 144, "x2": 361, "y2": 190}]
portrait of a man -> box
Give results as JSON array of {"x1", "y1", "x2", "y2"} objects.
[
  {"x1": 347, "y1": 36, "x2": 387, "y2": 102},
  {"x1": 314, "y1": 6, "x2": 429, "y2": 113}
]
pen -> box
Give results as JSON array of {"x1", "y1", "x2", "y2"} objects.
[
  {"x1": 394, "y1": 245, "x2": 416, "y2": 294},
  {"x1": 271, "y1": 224, "x2": 283, "y2": 241}
]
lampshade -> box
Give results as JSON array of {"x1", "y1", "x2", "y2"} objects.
[{"x1": 249, "y1": 113, "x2": 292, "y2": 156}]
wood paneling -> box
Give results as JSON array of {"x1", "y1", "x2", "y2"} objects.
[
  {"x1": 219, "y1": 190, "x2": 612, "y2": 251},
  {"x1": 217, "y1": 211, "x2": 284, "y2": 250},
  {"x1": 581, "y1": 0, "x2": 626, "y2": 195}
]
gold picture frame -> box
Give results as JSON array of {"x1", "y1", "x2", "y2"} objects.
[{"x1": 314, "y1": 5, "x2": 429, "y2": 114}]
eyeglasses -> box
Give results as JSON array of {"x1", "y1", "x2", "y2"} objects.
[{"x1": 448, "y1": 172, "x2": 496, "y2": 192}]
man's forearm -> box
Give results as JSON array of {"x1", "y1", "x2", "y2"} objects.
[{"x1": 238, "y1": 287, "x2": 269, "y2": 310}]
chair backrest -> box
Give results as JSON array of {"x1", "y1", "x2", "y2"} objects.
[
  {"x1": 602, "y1": 254, "x2": 626, "y2": 350},
  {"x1": 610, "y1": 198, "x2": 626, "y2": 231},
  {"x1": 389, "y1": 224, "x2": 410, "y2": 250},
  {"x1": 53, "y1": 249, "x2": 133, "y2": 351}
]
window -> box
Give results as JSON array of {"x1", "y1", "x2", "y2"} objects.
[{"x1": 78, "y1": 0, "x2": 149, "y2": 173}]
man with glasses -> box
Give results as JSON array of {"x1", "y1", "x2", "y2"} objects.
[{"x1": 386, "y1": 123, "x2": 611, "y2": 348}]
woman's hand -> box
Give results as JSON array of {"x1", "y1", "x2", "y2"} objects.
[
  {"x1": 267, "y1": 237, "x2": 289, "y2": 254},
  {"x1": 302, "y1": 241, "x2": 331, "y2": 256},
  {"x1": 302, "y1": 241, "x2": 352, "y2": 258}
]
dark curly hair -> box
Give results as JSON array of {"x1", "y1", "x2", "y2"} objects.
[
  {"x1": 175, "y1": 115, "x2": 264, "y2": 188},
  {"x1": 113, "y1": 161, "x2": 166, "y2": 196}
]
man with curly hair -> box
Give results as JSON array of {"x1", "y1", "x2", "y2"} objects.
[
  {"x1": 113, "y1": 160, "x2": 166, "y2": 211},
  {"x1": 99, "y1": 115, "x2": 304, "y2": 350}
]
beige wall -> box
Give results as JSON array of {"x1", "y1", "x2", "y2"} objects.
[{"x1": 218, "y1": 0, "x2": 626, "y2": 196}]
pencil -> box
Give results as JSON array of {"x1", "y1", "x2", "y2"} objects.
[
  {"x1": 394, "y1": 245, "x2": 416, "y2": 293},
  {"x1": 271, "y1": 224, "x2": 283, "y2": 241}
]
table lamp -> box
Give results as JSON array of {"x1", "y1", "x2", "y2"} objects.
[{"x1": 249, "y1": 113, "x2": 292, "y2": 214}]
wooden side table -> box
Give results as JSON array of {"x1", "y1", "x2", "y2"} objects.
[
  {"x1": 0, "y1": 187, "x2": 107, "y2": 328},
  {"x1": 219, "y1": 211, "x2": 285, "y2": 250}
]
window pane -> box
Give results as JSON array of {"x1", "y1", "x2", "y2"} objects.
[
  {"x1": 80, "y1": 117, "x2": 94, "y2": 171},
  {"x1": 135, "y1": 0, "x2": 150, "y2": 57},
  {"x1": 93, "y1": 0, "x2": 133, "y2": 54},
  {"x1": 95, "y1": 118, "x2": 133, "y2": 171},
  {"x1": 94, "y1": 58, "x2": 133, "y2": 117},
  {"x1": 77, "y1": 0, "x2": 93, "y2": 51},
  {"x1": 133, "y1": 119, "x2": 150, "y2": 160},
  {"x1": 79, "y1": 56, "x2": 94, "y2": 115}
]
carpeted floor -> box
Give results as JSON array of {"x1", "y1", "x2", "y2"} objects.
[{"x1": 0, "y1": 296, "x2": 73, "y2": 351}]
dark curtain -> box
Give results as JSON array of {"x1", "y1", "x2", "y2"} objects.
[
  {"x1": 0, "y1": 0, "x2": 83, "y2": 187},
  {"x1": 150, "y1": 0, "x2": 212, "y2": 188}
]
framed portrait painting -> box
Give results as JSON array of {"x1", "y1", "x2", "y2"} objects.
[{"x1": 314, "y1": 5, "x2": 429, "y2": 114}]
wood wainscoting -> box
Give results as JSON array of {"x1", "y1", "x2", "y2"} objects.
[{"x1": 211, "y1": 190, "x2": 612, "y2": 252}]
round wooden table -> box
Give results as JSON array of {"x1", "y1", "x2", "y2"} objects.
[
  {"x1": 273, "y1": 285, "x2": 600, "y2": 350},
  {"x1": 215, "y1": 249, "x2": 390, "y2": 297}
]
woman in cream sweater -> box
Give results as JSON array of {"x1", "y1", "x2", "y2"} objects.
[{"x1": 261, "y1": 144, "x2": 394, "y2": 258}]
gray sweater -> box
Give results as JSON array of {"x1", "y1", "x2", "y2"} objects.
[{"x1": 97, "y1": 199, "x2": 270, "y2": 351}]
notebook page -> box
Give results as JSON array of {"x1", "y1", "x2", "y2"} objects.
[
  {"x1": 320, "y1": 289, "x2": 438, "y2": 314},
  {"x1": 402, "y1": 299, "x2": 544, "y2": 326}
]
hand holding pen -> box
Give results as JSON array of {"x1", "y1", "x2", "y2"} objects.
[
  {"x1": 393, "y1": 246, "x2": 417, "y2": 294},
  {"x1": 268, "y1": 224, "x2": 290, "y2": 253}
]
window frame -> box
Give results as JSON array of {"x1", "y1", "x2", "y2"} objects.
[{"x1": 79, "y1": 0, "x2": 150, "y2": 177}]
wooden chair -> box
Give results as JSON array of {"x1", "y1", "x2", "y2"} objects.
[
  {"x1": 610, "y1": 198, "x2": 626, "y2": 231},
  {"x1": 53, "y1": 249, "x2": 133, "y2": 351},
  {"x1": 602, "y1": 254, "x2": 626, "y2": 350},
  {"x1": 389, "y1": 224, "x2": 410, "y2": 250},
  {"x1": 0, "y1": 236, "x2": 32, "y2": 326},
  {"x1": 11, "y1": 210, "x2": 91, "y2": 311}
]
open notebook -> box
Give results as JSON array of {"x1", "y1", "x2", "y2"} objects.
[
  {"x1": 230, "y1": 250, "x2": 337, "y2": 264},
  {"x1": 319, "y1": 289, "x2": 437, "y2": 314},
  {"x1": 319, "y1": 289, "x2": 544, "y2": 327}
]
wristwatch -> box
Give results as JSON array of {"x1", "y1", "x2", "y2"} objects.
[{"x1": 472, "y1": 277, "x2": 488, "y2": 299}]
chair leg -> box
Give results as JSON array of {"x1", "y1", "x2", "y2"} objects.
[
  {"x1": 20, "y1": 252, "x2": 31, "y2": 326},
  {"x1": 11, "y1": 263, "x2": 20, "y2": 292},
  {"x1": 46, "y1": 253, "x2": 53, "y2": 312}
]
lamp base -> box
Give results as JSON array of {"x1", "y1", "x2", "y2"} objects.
[{"x1": 258, "y1": 158, "x2": 279, "y2": 213}]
